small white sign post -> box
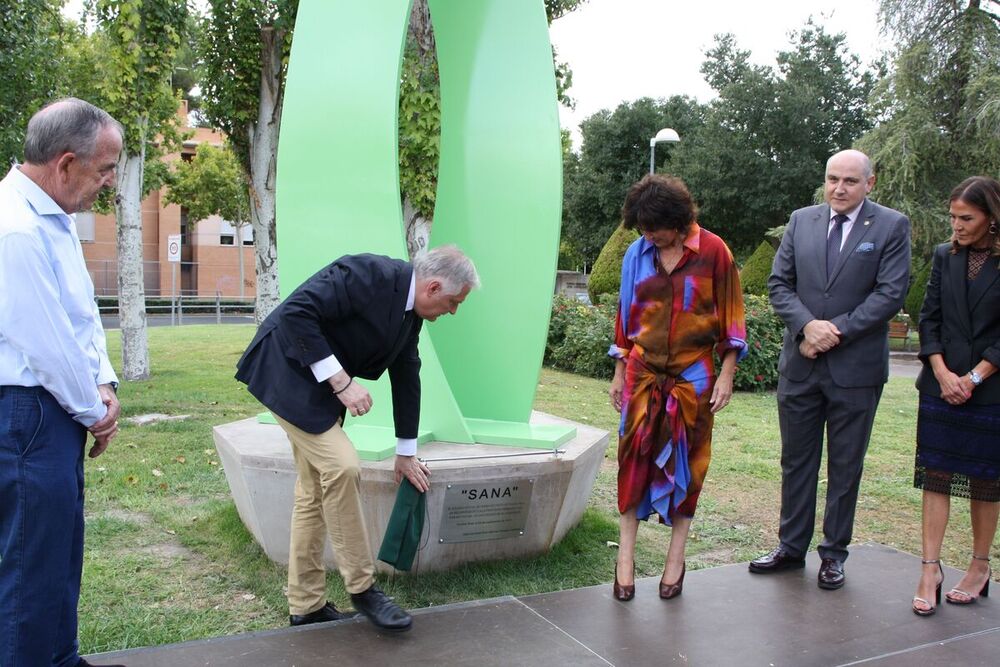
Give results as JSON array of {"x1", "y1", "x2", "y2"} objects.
[{"x1": 167, "y1": 234, "x2": 181, "y2": 325}]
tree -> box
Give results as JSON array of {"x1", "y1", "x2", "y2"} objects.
[
  {"x1": 859, "y1": 0, "x2": 1000, "y2": 258},
  {"x1": 165, "y1": 143, "x2": 252, "y2": 296},
  {"x1": 671, "y1": 22, "x2": 873, "y2": 251},
  {"x1": 198, "y1": 0, "x2": 298, "y2": 322},
  {"x1": 0, "y1": 0, "x2": 67, "y2": 164},
  {"x1": 562, "y1": 96, "x2": 706, "y2": 265},
  {"x1": 94, "y1": 0, "x2": 187, "y2": 381}
]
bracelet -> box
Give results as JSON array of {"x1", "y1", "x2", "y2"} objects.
[{"x1": 332, "y1": 378, "x2": 353, "y2": 395}]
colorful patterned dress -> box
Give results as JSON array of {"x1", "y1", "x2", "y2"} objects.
[{"x1": 609, "y1": 224, "x2": 747, "y2": 523}]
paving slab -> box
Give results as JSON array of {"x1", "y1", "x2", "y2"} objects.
[{"x1": 90, "y1": 544, "x2": 1000, "y2": 666}]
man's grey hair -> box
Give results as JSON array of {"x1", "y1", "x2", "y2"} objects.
[
  {"x1": 413, "y1": 245, "x2": 480, "y2": 295},
  {"x1": 23, "y1": 97, "x2": 123, "y2": 165}
]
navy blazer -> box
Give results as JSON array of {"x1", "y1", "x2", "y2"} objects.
[
  {"x1": 916, "y1": 243, "x2": 1000, "y2": 405},
  {"x1": 236, "y1": 254, "x2": 422, "y2": 434},
  {"x1": 769, "y1": 199, "x2": 911, "y2": 387}
]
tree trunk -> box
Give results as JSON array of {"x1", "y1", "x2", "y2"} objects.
[
  {"x1": 408, "y1": 0, "x2": 435, "y2": 62},
  {"x1": 403, "y1": 196, "x2": 431, "y2": 258},
  {"x1": 237, "y1": 223, "x2": 246, "y2": 298},
  {"x1": 115, "y1": 139, "x2": 150, "y2": 381},
  {"x1": 247, "y1": 25, "x2": 284, "y2": 323}
]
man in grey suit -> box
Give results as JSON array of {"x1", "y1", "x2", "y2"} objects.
[{"x1": 749, "y1": 149, "x2": 910, "y2": 589}]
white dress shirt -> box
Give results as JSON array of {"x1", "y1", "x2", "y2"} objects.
[
  {"x1": 0, "y1": 166, "x2": 117, "y2": 427},
  {"x1": 308, "y1": 272, "x2": 418, "y2": 456}
]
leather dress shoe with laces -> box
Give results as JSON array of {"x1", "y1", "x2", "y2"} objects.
[
  {"x1": 748, "y1": 547, "x2": 806, "y2": 574},
  {"x1": 289, "y1": 601, "x2": 357, "y2": 627},
  {"x1": 351, "y1": 585, "x2": 412, "y2": 632},
  {"x1": 78, "y1": 660, "x2": 126, "y2": 667},
  {"x1": 818, "y1": 558, "x2": 845, "y2": 589}
]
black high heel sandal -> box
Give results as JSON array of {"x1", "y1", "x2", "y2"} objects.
[
  {"x1": 912, "y1": 559, "x2": 943, "y2": 617},
  {"x1": 946, "y1": 554, "x2": 991, "y2": 605}
]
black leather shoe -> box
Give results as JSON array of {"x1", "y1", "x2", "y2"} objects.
[
  {"x1": 350, "y1": 585, "x2": 412, "y2": 632},
  {"x1": 818, "y1": 558, "x2": 845, "y2": 589},
  {"x1": 289, "y1": 601, "x2": 357, "y2": 626},
  {"x1": 748, "y1": 547, "x2": 806, "y2": 574},
  {"x1": 78, "y1": 660, "x2": 126, "y2": 667}
]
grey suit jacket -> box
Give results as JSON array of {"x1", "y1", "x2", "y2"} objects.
[{"x1": 768, "y1": 198, "x2": 911, "y2": 387}]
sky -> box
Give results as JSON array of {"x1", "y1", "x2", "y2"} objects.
[
  {"x1": 62, "y1": 0, "x2": 886, "y2": 147},
  {"x1": 549, "y1": 0, "x2": 886, "y2": 147}
]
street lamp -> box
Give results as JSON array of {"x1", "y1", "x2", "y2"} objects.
[{"x1": 649, "y1": 127, "x2": 680, "y2": 174}]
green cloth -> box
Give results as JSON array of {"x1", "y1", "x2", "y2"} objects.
[{"x1": 377, "y1": 479, "x2": 425, "y2": 571}]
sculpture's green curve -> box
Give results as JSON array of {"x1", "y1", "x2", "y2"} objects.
[
  {"x1": 274, "y1": 0, "x2": 566, "y2": 455},
  {"x1": 427, "y1": 0, "x2": 563, "y2": 423}
]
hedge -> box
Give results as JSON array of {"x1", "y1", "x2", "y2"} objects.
[
  {"x1": 588, "y1": 225, "x2": 638, "y2": 304},
  {"x1": 545, "y1": 293, "x2": 785, "y2": 391},
  {"x1": 740, "y1": 241, "x2": 775, "y2": 296}
]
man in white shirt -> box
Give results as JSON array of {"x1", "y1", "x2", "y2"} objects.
[{"x1": 0, "y1": 98, "x2": 123, "y2": 667}]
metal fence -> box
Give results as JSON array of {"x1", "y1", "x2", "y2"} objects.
[
  {"x1": 96, "y1": 294, "x2": 256, "y2": 326},
  {"x1": 86, "y1": 259, "x2": 254, "y2": 298}
]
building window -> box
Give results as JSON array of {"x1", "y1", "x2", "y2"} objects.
[
  {"x1": 220, "y1": 220, "x2": 253, "y2": 246},
  {"x1": 76, "y1": 211, "x2": 96, "y2": 242}
]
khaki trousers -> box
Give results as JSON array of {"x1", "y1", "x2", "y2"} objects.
[{"x1": 275, "y1": 415, "x2": 375, "y2": 615}]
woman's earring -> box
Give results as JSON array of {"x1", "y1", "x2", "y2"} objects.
[{"x1": 990, "y1": 220, "x2": 998, "y2": 236}]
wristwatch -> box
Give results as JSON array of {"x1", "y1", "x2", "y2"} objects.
[{"x1": 968, "y1": 370, "x2": 983, "y2": 387}]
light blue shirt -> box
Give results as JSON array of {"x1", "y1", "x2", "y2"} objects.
[{"x1": 0, "y1": 166, "x2": 117, "y2": 427}]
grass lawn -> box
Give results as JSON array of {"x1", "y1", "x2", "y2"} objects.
[{"x1": 78, "y1": 324, "x2": 997, "y2": 653}]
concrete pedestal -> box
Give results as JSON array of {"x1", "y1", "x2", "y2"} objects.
[{"x1": 213, "y1": 412, "x2": 608, "y2": 572}]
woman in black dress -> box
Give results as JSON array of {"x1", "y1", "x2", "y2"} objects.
[{"x1": 911, "y1": 176, "x2": 1000, "y2": 616}]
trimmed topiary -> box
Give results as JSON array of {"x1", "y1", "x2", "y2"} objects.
[
  {"x1": 740, "y1": 241, "x2": 776, "y2": 296},
  {"x1": 905, "y1": 258, "x2": 932, "y2": 319},
  {"x1": 588, "y1": 225, "x2": 638, "y2": 304}
]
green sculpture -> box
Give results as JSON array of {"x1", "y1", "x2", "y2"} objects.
[{"x1": 274, "y1": 0, "x2": 573, "y2": 459}]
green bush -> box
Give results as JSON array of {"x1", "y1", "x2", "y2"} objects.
[
  {"x1": 731, "y1": 294, "x2": 784, "y2": 391},
  {"x1": 545, "y1": 293, "x2": 784, "y2": 390},
  {"x1": 545, "y1": 295, "x2": 582, "y2": 365},
  {"x1": 548, "y1": 297, "x2": 617, "y2": 380},
  {"x1": 905, "y1": 258, "x2": 931, "y2": 319},
  {"x1": 587, "y1": 225, "x2": 638, "y2": 304},
  {"x1": 740, "y1": 241, "x2": 776, "y2": 295}
]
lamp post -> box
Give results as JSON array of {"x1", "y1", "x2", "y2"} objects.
[{"x1": 649, "y1": 127, "x2": 680, "y2": 174}]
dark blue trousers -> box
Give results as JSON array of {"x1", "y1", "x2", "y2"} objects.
[{"x1": 1, "y1": 386, "x2": 87, "y2": 667}]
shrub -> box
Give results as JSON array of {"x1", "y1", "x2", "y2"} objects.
[
  {"x1": 731, "y1": 294, "x2": 784, "y2": 391},
  {"x1": 545, "y1": 294, "x2": 582, "y2": 365},
  {"x1": 549, "y1": 298, "x2": 617, "y2": 380},
  {"x1": 905, "y1": 258, "x2": 931, "y2": 319},
  {"x1": 546, "y1": 293, "x2": 784, "y2": 390},
  {"x1": 587, "y1": 225, "x2": 638, "y2": 304},
  {"x1": 740, "y1": 241, "x2": 775, "y2": 295}
]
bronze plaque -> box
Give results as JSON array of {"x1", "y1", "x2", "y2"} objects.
[{"x1": 438, "y1": 479, "x2": 533, "y2": 543}]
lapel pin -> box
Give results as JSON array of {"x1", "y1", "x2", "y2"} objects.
[{"x1": 864, "y1": 220, "x2": 871, "y2": 226}]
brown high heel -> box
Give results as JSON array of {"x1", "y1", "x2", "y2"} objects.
[
  {"x1": 613, "y1": 561, "x2": 635, "y2": 601},
  {"x1": 946, "y1": 554, "x2": 991, "y2": 605},
  {"x1": 659, "y1": 562, "x2": 685, "y2": 600},
  {"x1": 912, "y1": 559, "x2": 943, "y2": 617}
]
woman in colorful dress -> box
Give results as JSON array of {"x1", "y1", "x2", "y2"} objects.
[
  {"x1": 911, "y1": 176, "x2": 1000, "y2": 616},
  {"x1": 608, "y1": 174, "x2": 747, "y2": 601}
]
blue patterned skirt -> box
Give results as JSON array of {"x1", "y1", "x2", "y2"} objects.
[{"x1": 914, "y1": 393, "x2": 1000, "y2": 501}]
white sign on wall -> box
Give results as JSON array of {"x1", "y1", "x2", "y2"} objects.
[{"x1": 167, "y1": 234, "x2": 181, "y2": 263}]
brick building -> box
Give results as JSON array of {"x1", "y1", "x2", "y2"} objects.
[{"x1": 81, "y1": 102, "x2": 255, "y2": 299}]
